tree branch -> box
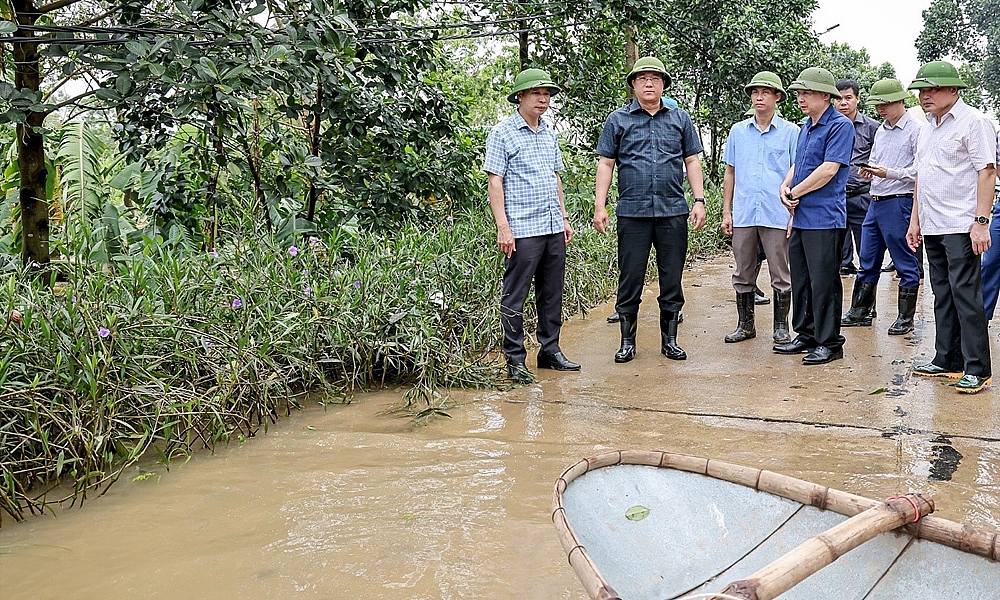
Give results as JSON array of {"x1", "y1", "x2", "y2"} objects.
[
  {"x1": 43, "y1": 87, "x2": 98, "y2": 114},
  {"x1": 35, "y1": 0, "x2": 85, "y2": 14}
]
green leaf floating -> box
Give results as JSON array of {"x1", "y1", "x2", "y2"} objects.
[{"x1": 625, "y1": 505, "x2": 650, "y2": 522}]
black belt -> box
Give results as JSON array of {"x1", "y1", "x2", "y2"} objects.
[
  {"x1": 871, "y1": 193, "x2": 913, "y2": 202},
  {"x1": 846, "y1": 184, "x2": 871, "y2": 196}
]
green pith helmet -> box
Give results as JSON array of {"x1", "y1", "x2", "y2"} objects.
[
  {"x1": 867, "y1": 78, "x2": 911, "y2": 106},
  {"x1": 627, "y1": 56, "x2": 672, "y2": 89},
  {"x1": 744, "y1": 71, "x2": 787, "y2": 103},
  {"x1": 744, "y1": 106, "x2": 755, "y2": 117},
  {"x1": 507, "y1": 68, "x2": 561, "y2": 104},
  {"x1": 787, "y1": 67, "x2": 842, "y2": 99},
  {"x1": 907, "y1": 60, "x2": 968, "y2": 90}
]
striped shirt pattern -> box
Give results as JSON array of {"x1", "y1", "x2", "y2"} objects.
[
  {"x1": 870, "y1": 110, "x2": 922, "y2": 197},
  {"x1": 915, "y1": 99, "x2": 998, "y2": 235},
  {"x1": 484, "y1": 112, "x2": 565, "y2": 239}
]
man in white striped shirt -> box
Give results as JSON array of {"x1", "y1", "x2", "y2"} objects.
[
  {"x1": 842, "y1": 78, "x2": 923, "y2": 335},
  {"x1": 906, "y1": 61, "x2": 995, "y2": 394}
]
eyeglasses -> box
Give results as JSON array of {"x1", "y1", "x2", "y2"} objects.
[{"x1": 634, "y1": 76, "x2": 663, "y2": 84}]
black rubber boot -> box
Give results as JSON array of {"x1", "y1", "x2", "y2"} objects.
[
  {"x1": 841, "y1": 280, "x2": 877, "y2": 327},
  {"x1": 615, "y1": 313, "x2": 638, "y2": 363},
  {"x1": 888, "y1": 286, "x2": 919, "y2": 335},
  {"x1": 773, "y1": 290, "x2": 792, "y2": 344},
  {"x1": 725, "y1": 292, "x2": 756, "y2": 343},
  {"x1": 660, "y1": 310, "x2": 687, "y2": 360}
]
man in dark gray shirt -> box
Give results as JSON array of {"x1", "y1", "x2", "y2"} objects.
[
  {"x1": 593, "y1": 56, "x2": 706, "y2": 363},
  {"x1": 835, "y1": 79, "x2": 880, "y2": 276}
]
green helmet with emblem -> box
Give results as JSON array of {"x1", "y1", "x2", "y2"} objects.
[
  {"x1": 744, "y1": 71, "x2": 787, "y2": 103},
  {"x1": 507, "y1": 68, "x2": 561, "y2": 104},
  {"x1": 626, "y1": 56, "x2": 672, "y2": 89},
  {"x1": 907, "y1": 60, "x2": 967, "y2": 90},
  {"x1": 787, "y1": 67, "x2": 842, "y2": 99},
  {"x1": 866, "y1": 78, "x2": 911, "y2": 106}
]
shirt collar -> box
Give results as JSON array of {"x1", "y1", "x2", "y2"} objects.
[
  {"x1": 512, "y1": 110, "x2": 548, "y2": 132},
  {"x1": 929, "y1": 98, "x2": 968, "y2": 126},
  {"x1": 811, "y1": 104, "x2": 839, "y2": 128},
  {"x1": 628, "y1": 98, "x2": 672, "y2": 113},
  {"x1": 746, "y1": 115, "x2": 777, "y2": 133},
  {"x1": 882, "y1": 110, "x2": 914, "y2": 131}
]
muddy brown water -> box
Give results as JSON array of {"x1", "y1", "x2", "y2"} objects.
[{"x1": 1, "y1": 258, "x2": 998, "y2": 599}]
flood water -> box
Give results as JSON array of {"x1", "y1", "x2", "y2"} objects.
[{"x1": 1, "y1": 258, "x2": 998, "y2": 599}]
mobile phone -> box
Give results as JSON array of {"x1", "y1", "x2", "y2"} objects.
[{"x1": 853, "y1": 162, "x2": 872, "y2": 169}]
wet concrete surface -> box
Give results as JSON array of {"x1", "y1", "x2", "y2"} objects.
[{"x1": 1, "y1": 257, "x2": 997, "y2": 599}]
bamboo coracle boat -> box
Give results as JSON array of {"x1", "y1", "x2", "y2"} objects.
[{"x1": 552, "y1": 451, "x2": 999, "y2": 600}]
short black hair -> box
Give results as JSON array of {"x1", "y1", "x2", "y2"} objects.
[{"x1": 836, "y1": 79, "x2": 860, "y2": 96}]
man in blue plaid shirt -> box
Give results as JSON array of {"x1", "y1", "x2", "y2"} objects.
[
  {"x1": 593, "y1": 56, "x2": 707, "y2": 364},
  {"x1": 484, "y1": 68, "x2": 579, "y2": 384}
]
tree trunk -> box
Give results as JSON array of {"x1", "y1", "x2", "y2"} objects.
[
  {"x1": 625, "y1": 25, "x2": 638, "y2": 101},
  {"x1": 518, "y1": 19, "x2": 528, "y2": 71},
  {"x1": 12, "y1": 0, "x2": 51, "y2": 268}
]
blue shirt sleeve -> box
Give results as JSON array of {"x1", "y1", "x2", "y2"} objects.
[
  {"x1": 553, "y1": 132, "x2": 564, "y2": 172},
  {"x1": 787, "y1": 123, "x2": 798, "y2": 163},
  {"x1": 824, "y1": 119, "x2": 854, "y2": 167},
  {"x1": 723, "y1": 124, "x2": 738, "y2": 167},
  {"x1": 595, "y1": 115, "x2": 619, "y2": 159},
  {"x1": 679, "y1": 111, "x2": 704, "y2": 158},
  {"x1": 483, "y1": 127, "x2": 508, "y2": 177}
]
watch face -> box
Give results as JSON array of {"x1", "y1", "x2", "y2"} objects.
[{"x1": 975, "y1": 216, "x2": 989, "y2": 224}]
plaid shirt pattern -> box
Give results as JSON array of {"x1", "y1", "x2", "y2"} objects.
[
  {"x1": 483, "y1": 112, "x2": 564, "y2": 239},
  {"x1": 916, "y1": 99, "x2": 997, "y2": 235}
]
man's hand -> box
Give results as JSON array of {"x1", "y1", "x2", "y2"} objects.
[
  {"x1": 721, "y1": 212, "x2": 733, "y2": 237},
  {"x1": 593, "y1": 206, "x2": 610, "y2": 234},
  {"x1": 497, "y1": 224, "x2": 516, "y2": 258},
  {"x1": 972, "y1": 223, "x2": 991, "y2": 255},
  {"x1": 780, "y1": 185, "x2": 799, "y2": 211},
  {"x1": 906, "y1": 222, "x2": 922, "y2": 252},
  {"x1": 690, "y1": 201, "x2": 706, "y2": 232},
  {"x1": 859, "y1": 165, "x2": 886, "y2": 179},
  {"x1": 564, "y1": 219, "x2": 574, "y2": 244}
]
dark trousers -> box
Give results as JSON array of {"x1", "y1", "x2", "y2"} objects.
[
  {"x1": 924, "y1": 234, "x2": 991, "y2": 377},
  {"x1": 615, "y1": 215, "x2": 687, "y2": 316},
  {"x1": 857, "y1": 196, "x2": 921, "y2": 288},
  {"x1": 500, "y1": 233, "x2": 566, "y2": 363},
  {"x1": 981, "y1": 200, "x2": 1000, "y2": 319},
  {"x1": 790, "y1": 228, "x2": 846, "y2": 350},
  {"x1": 841, "y1": 191, "x2": 871, "y2": 267}
]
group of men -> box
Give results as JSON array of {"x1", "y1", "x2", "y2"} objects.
[{"x1": 484, "y1": 57, "x2": 997, "y2": 395}]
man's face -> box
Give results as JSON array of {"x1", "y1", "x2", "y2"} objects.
[
  {"x1": 518, "y1": 87, "x2": 551, "y2": 117},
  {"x1": 796, "y1": 89, "x2": 830, "y2": 117},
  {"x1": 836, "y1": 88, "x2": 859, "y2": 117},
  {"x1": 632, "y1": 71, "x2": 665, "y2": 102},
  {"x1": 875, "y1": 100, "x2": 905, "y2": 122},
  {"x1": 918, "y1": 86, "x2": 958, "y2": 117},
  {"x1": 750, "y1": 86, "x2": 779, "y2": 112}
]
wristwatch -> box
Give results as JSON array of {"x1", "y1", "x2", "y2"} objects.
[
  {"x1": 693, "y1": 198, "x2": 706, "y2": 204},
  {"x1": 974, "y1": 215, "x2": 990, "y2": 225}
]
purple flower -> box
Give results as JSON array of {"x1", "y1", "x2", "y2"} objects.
[
  {"x1": 353, "y1": 280, "x2": 361, "y2": 289},
  {"x1": 232, "y1": 298, "x2": 243, "y2": 309},
  {"x1": 288, "y1": 246, "x2": 298, "y2": 257},
  {"x1": 98, "y1": 327, "x2": 110, "y2": 338},
  {"x1": 71, "y1": 296, "x2": 77, "y2": 303},
  {"x1": 204, "y1": 339, "x2": 213, "y2": 348},
  {"x1": 209, "y1": 249, "x2": 219, "y2": 258},
  {"x1": 446, "y1": 215, "x2": 454, "y2": 224},
  {"x1": 464, "y1": 269, "x2": 471, "y2": 276},
  {"x1": 303, "y1": 286, "x2": 313, "y2": 296}
]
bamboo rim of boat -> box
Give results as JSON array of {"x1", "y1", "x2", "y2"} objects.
[{"x1": 551, "y1": 450, "x2": 1000, "y2": 600}]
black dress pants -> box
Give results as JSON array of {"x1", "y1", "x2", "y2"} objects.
[
  {"x1": 500, "y1": 233, "x2": 566, "y2": 363},
  {"x1": 789, "y1": 228, "x2": 846, "y2": 350},
  {"x1": 615, "y1": 215, "x2": 687, "y2": 316},
  {"x1": 924, "y1": 234, "x2": 991, "y2": 377}
]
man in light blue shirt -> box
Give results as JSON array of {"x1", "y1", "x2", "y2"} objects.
[
  {"x1": 722, "y1": 71, "x2": 798, "y2": 345},
  {"x1": 485, "y1": 68, "x2": 579, "y2": 383}
]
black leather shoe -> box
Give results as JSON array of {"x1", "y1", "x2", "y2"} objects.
[
  {"x1": 753, "y1": 287, "x2": 770, "y2": 305},
  {"x1": 506, "y1": 361, "x2": 533, "y2": 384},
  {"x1": 881, "y1": 261, "x2": 895, "y2": 272},
  {"x1": 773, "y1": 336, "x2": 815, "y2": 354},
  {"x1": 606, "y1": 312, "x2": 620, "y2": 323},
  {"x1": 537, "y1": 351, "x2": 581, "y2": 371},
  {"x1": 802, "y1": 346, "x2": 843, "y2": 365},
  {"x1": 840, "y1": 264, "x2": 858, "y2": 275}
]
